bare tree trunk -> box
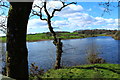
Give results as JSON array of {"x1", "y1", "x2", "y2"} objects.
[
  {"x1": 47, "y1": 19, "x2": 63, "y2": 69},
  {"x1": 6, "y1": 2, "x2": 33, "y2": 80},
  {"x1": 54, "y1": 38, "x2": 63, "y2": 69}
]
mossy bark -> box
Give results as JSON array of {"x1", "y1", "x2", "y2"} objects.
[{"x1": 6, "y1": 2, "x2": 33, "y2": 80}]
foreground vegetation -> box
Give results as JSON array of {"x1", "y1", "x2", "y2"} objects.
[{"x1": 30, "y1": 64, "x2": 120, "y2": 79}]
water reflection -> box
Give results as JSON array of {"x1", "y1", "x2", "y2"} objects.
[
  {"x1": 0, "y1": 42, "x2": 6, "y2": 73},
  {"x1": 0, "y1": 36, "x2": 119, "y2": 71},
  {"x1": 28, "y1": 36, "x2": 119, "y2": 70}
]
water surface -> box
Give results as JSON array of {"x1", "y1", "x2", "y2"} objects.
[{"x1": 27, "y1": 36, "x2": 119, "y2": 70}]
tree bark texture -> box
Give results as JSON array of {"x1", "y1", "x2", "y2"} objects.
[
  {"x1": 54, "y1": 38, "x2": 63, "y2": 69},
  {"x1": 6, "y1": 2, "x2": 33, "y2": 80},
  {"x1": 47, "y1": 19, "x2": 63, "y2": 69}
]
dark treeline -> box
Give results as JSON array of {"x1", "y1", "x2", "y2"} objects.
[
  {"x1": 29, "y1": 29, "x2": 117, "y2": 35},
  {"x1": 74, "y1": 29, "x2": 117, "y2": 35}
]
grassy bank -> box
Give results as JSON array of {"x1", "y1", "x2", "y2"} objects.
[
  {"x1": 0, "y1": 32, "x2": 109, "y2": 42},
  {"x1": 31, "y1": 64, "x2": 120, "y2": 79}
]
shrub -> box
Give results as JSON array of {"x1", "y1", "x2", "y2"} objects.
[
  {"x1": 29, "y1": 63, "x2": 44, "y2": 80},
  {"x1": 87, "y1": 53, "x2": 105, "y2": 64}
]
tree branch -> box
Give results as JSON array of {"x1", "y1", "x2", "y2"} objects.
[
  {"x1": 43, "y1": 2, "x2": 50, "y2": 18},
  {"x1": 31, "y1": 5, "x2": 47, "y2": 21},
  {"x1": 0, "y1": 16, "x2": 7, "y2": 34},
  {"x1": 0, "y1": 0, "x2": 9, "y2": 8},
  {"x1": 32, "y1": 1, "x2": 77, "y2": 43},
  {"x1": 50, "y1": 2, "x2": 77, "y2": 18},
  {"x1": 99, "y1": 1, "x2": 116, "y2": 16}
]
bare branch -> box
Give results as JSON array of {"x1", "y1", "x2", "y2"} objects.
[
  {"x1": 31, "y1": 6, "x2": 47, "y2": 21},
  {"x1": 0, "y1": 3, "x2": 9, "y2": 8},
  {"x1": 32, "y1": 1, "x2": 77, "y2": 43},
  {"x1": 50, "y1": 2, "x2": 77, "y2": 18},
  {"x1": 0, "y1": 0, "x2": 9, "y2": 8},
  {"x1": 0, "y1": 0, "x2": 8, "y2": 34},
  {"x1": 43, "y1": 2, "x2": 50, "y2": 18},
  {"x1": 31, "y1": 9, "x2": 40, "y2": 16},
  {"x1": 34, "y1": 4, "x2": 41, "y2": 9},
  {"x1": 0, "y1": 16, "x2": 7, "y2": 34},
  {"x1": 99, "y1": 1, "x2": 117, "y2": 16}
]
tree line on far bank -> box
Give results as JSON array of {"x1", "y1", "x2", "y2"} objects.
[{"x1": 31, "y1": 29, "x2": 117, "y2": 36}]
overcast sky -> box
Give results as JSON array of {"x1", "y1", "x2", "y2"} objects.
[{"x1": 0, "y1": 1, "x2": 118, "y2": 36}]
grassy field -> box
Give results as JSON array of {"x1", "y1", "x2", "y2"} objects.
[
  {"x1": 0, "y1": 32, "x2": 108, "y2": 42},
  {"x1": 32, "y1": 64, "x2": 120, "y2": 79}
]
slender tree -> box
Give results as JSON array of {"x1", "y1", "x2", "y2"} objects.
[
  {"x1": 32, "y1": 1, "x2": 76, "y2": 69},
  {"x1": 6, "y1": 2, "x2": 33, "y2": 80}
]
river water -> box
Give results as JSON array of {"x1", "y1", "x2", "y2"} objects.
[
  {"x1": 28, "y1": 36, "x2": 119, "y2": 70},
  {"x1": 0, "y1": 36, "x2": 119, "y2": 71}
]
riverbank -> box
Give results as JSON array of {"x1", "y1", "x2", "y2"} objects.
[
  {"x1": 30, "y1": 64, "x2": 120, "y2": 79},
  {"x1": 0, "y1": 32, "x2": 111, "y2": 42},
  {"x1": 113, "y1": 31, "x2": 120, "y2": 40}
]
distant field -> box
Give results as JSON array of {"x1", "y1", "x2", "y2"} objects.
[{"x1": 0, "y1": 32, "x2": 109, "y2": 42}]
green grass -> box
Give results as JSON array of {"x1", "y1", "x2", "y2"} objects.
[
  {"x1": 39, "y1": 64, "x2": 120, "y2": 79},
  {"x1": 0, "y1": 37, "x2": 6, "y2": 42},
  {"x1": 0, "y1": 32, "x2": 109, "y2": 42},
  {"x1": 26, "y1": 33, "x2": 53, "y2": 42}
]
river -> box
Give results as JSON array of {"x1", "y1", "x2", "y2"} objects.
[
  {"x1": 28, "y1": 36, "x2": 119, "y2": 70},
  {"x1": 0, "y1": 36, "x2": 119, "y2": 71}
]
